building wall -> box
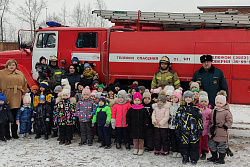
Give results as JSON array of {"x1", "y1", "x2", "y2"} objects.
[
  {"x1": 0, "y1": 42, "x2": 18, "y2": 51},
  {"x1": 200, "y1": 8, "x2": 250, "y2": 14}
]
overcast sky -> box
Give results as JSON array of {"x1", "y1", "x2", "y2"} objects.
[{"x1": 6, "y1": 0, "x2": 250, "y2": 36}]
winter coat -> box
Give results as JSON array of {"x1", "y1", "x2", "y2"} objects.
[
  {"x1": 82, "y1": 68, "x2": 98, "y2": 80},
  {"x1": 208, "y1": 103, "x2": 233, "y2": 142},
  {"x1": 107, "y1": 94, "x2": 117, "y2": 108},
  {"x1": 74, "y1": 90, "x2": 82, "y2": 102},
  {"x1": 35, "y1": 63, "x2": 51, "y2": 84},
  {"x1": 192, "y1": 65, "x2": 228, "y2": 107},
  {"x1": 197, "y1": 103, "x2": 212, "y2": 136},
  {"x1": 0, "y1": 68, "x2": 29, "y2": 109},
  {"x1": 64, "y1": 72, "x2": 81, "y2": 91},
  {"x1": 54, "y1": 98, "x2": 76, "y2": 126},
  {"x1": 169, "y1": 102, "x2": 180, "y2": 129},
  {"x1": 143, "y1": 102, "x2": 154, "y2": 129},
  {"x1": 111, "y1": 101, "x2": 131, "y2": 127},
  {"x1": 50, "y1": 66, "x2": 65, "y2": 90},
  {"x1": 16, "y1": 106, "x2": 33, "y2": 123},
  {"x1": 92, "y1": 104, "x2": 111, "y2": 126},
  {"x1": 75, "y1": 98, "x2": 96, "y2": 122},
  {"x1": 0, "y1": 104, "x2": 14, "y2": 124},
  {"x1": 152, "y1": 103, "x2": 170, "y2": 128},
  {"x1": 126, "y1": 107, "x2": 149, "y2": 139},
  {"x1": 175, "y1": 103, "x2": 203, "y2": 144},
  {"x1": 33, "y1": 102, "x2": 51, "y2": 133},
  {"x1": 34, "y1": 91, "x2": 53, "y2": 108},
  {"x1": 151, "y1": 68, "x2": 180, "y2": 89}
]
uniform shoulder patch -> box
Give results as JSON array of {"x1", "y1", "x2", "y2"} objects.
[{"x1": 169, "y1": 69, "x2": 175, "y2": 75}]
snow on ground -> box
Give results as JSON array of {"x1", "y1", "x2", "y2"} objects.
[{"x1": 0, "y1": 104, "x2": 249, "y2": 167}]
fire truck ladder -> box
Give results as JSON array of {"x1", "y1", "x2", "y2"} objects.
[{"x1": 92, "y1": 10, "x2": 250, "y2": 29}]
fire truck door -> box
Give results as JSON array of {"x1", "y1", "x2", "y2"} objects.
[{"x1": 32, "y1": 31, "x2": 58, "y2": 80}]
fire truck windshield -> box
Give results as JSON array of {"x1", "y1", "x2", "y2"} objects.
[{"x1": 36, "y1": 33, "x2": 56, "y2": 48}]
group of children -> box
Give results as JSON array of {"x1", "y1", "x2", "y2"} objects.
[{"x1": 0, "y1": 56, "x2": 234, "y2": 165}]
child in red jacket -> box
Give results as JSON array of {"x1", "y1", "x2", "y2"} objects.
[{"x1": 111, "y1": 90, "x2": 131, "y2": 150}]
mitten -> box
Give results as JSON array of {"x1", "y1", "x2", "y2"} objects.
[
  {"x1": 104, "y1": 121, "x2": 110, "y2": 127},
  {"x1": 93, "y1": 75, "x2": 98, "y2": 80},
  {"x1": 111, "y1": 119, "x2": 115, "y2": 129}
]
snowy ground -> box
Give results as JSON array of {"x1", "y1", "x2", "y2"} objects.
[{"x1": 0, "y1": 104, "x2": 249, "y2": 167}]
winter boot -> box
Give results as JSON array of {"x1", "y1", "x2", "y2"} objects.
[
  {"x1": 176, "y1": 153, "x2": 182, "y2": 158},
  {"x1": 104, "y1": 145, "x2": 112, "y2": 149},
  {"x1": 44, "y1": 134, "x2": 49, "y2": 140},
  {"x1": 99, "y1": 141, "x2": 105, "y2": 148},
  {"x1": 145, "y1": 147, "x2": 154, "y2": 152},
  {"x1": 182, "y1": 154, "x2": 190, "y2": 164},
  {"x1": 191, "y1": 160, "x2": 197, "y2": 165},
  {"x1": 200, "y1": 150, "x2": 206, "y2": 160},
  {"x1": 25, "y1": 133, "x2": 31, "y2": 139},
  {"x1": 0, "y1": 137, "x2": 6, "y2": 142},
  {"x1": 154, "y1": 151, "x2": 160, "y2": 156},
  {"x1": 88, "y1": 140, "x2": 93, "y2": 146},
  {"x1": 59, "y1": 140, "x2": 65, "y2": 145},
  {"x1": 133, "y1": 149, "x2": 139, "y2": 155},
  {"x1": 207, "y1": 151, "x2": 218, "y2": 162},
  {"x1": 65, "y1": 140, "x2": 71, "y2": 145},
  {"x1": 35, "y1": 134, "x2": 41, "y2": 139},
  {"x1": 125, "y1": 143, "x2": 131, "y2": 150},
  {"x1": 138, "y1": 149, "x2": 144, "y2": 156},
  {"x1": 215, "y1": 153, "x2": 225, "y2": 164},
  {"x1": 19, "y1": 134, "x2": 25, "y2": 140},
  {"x1": 161, "y1": 151, "x2": 169, "y2": 156},
  {"x1": 116, "y1": 143, "x2": 122, "y2": 150}
]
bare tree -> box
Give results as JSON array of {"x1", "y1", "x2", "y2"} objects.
[
  {"x1": 60, "y1": 3, "x2": 68, "y2": 25},
  {"x1": 47, "y1": 12, "x2": 62, "y2": 23},
  {"x1": 14, "y1": 0, "x2": 47, "y2": 41},
  {"x1": 0, "y1": 0, "x2": 10, "y2": 42},
  {"x1": 95, "y1": 0, "x2": 107, "y2": 27}
]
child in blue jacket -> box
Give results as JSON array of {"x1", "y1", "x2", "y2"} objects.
[{"x1": 16, "y1": 93, "x2": 33, "y2": 140}]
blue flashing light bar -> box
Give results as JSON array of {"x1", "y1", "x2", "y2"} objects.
[{"x1": 46, "y1": 21, "x2": 62, "y2": 27}]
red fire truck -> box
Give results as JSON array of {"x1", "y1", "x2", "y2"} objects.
[{"x1": 0, "y1": 10, "x2": 250, "y2": 104}]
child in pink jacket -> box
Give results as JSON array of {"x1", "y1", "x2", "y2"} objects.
[
  {"x1": 152, "y1": 91, "x2": 170, "y2": 155},
  {"x1": 197, "y1": 95, "x2": 212, "y2": 160},
  {"x1": 111, "y1": 90, "x2": 131, "y2": 150}
]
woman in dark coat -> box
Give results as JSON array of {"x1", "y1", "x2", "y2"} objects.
[{"x1": 64, "y1": 64, "x2": 81, "y2": 91}]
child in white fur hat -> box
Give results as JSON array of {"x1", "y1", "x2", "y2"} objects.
[{"x1": 16, "y1": 93, "x2": 33, "y2": 140}]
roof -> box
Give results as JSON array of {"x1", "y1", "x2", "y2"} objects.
[
  {"x1": 198, "y1": 6, "x2": 250, "y2": 9},
  {"x1": 37, "y1": 27, "x2": 108, "y2": 32}
]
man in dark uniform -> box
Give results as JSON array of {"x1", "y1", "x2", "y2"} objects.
[{"x1": 192, "y1": 55, "x2": 228, "y2": 108}]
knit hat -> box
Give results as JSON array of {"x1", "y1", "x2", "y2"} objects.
[
  {"x1": 215, "y1": 95, "x2": 226, "y2": 106},
  {"x1": 117, "y1": 90, "x2": 127, "y2": 104},
  {"x1": 183, "y1": 91, "x2": 194, "y2": 100},
  {"x1": 71, "y1": 57, "x2": 79, "y2": 64},
  {"x1": 190, "y1": 81, "x2": 200, "y2": 90},
  {"x1": 199, "y1": 91, "x2": 208, "y2": 97},
  {"x1": 138, "y1": 86, "x2": 146, "y2": 92},
  {"x1": 131, "y1": 87, "x2": 139, "y2": 92},
  {"x1": 39, "y1": 56, "x2": 46, "y2": 63},
  {"x1": 77, "y1": 82, "x2": 84, "y2": 88},
  {"x1": 54, "y1": 85, "x2": 62, "y2": 93},
  {"x1": 95, "y1": 92, "x2": 102, "y2": 99},
  {"x1": 163, "y1": 85, "x2": 175, "y2": 92},
  {"x1": 0, "y1": 93, "x2": 6, "y2": 104},
  {"x1": 171, "y1": 90, "x2": 182, "y2": 101},
  {"x1": 92, "y1": 80, "x2": 99, "y2": 87},
  {"x1": 31, "y1": 85, "x2": 39, "y2": 92},
  {"x1": 107, "y1": 84, "x2": 115, "y2": 93},
  {"x1": 166, "y1": 90, "x2": 174, "y2": 96},
  {"x1": 199, "y1": 95, "x2": 209, "y2": 104},
  {"x1": 61, "y1": 78, "x2": 69, "y2": 86},
  {"x1": 23, "y1": 93, "x2": 31, "y2": 104},
  {"x1": 82, "y1": 86, "x2": 91, "y2": 96},
  {"x1": 39, "y1": 81, "x2": 49, "y2": 89},
  {"x1": 151, "y1": 93, "x2": 158, "y2": 100},
  {"x1": 39, "y1": 95, "x2": 46, "y2": 102},
  {"x1": 114, "y1": 82, "x2": 121, "y2": 89},
  {"x1": 99, "y1": 94, "x2": 107, "y2": 104},
  {"x1": 130, "y1": 81, "x2": 138, "y2": 89},
  {"x1": 91, "y1": 90, "x2": 97, "y2": 96},
  {"x1": 157, "y1": 91, "x2": 166, "y2": 103},
  {"x1": 61, "y1": 88, "x2": 71, "y2": 97},
  {"x1": 133, "y1": 92, "x2": 142, "y2": 101},
  {"x1": 200, "y1": 54, "x2": 213, "y2": 63},
  {"x1": 121, "y1": 85, "x2": 129, "y2": 92},
  {"x1": 97, "y1": 84, "x2": 104, "y2": 90},
  {"x1": 150, "y1": 87, "x2": 162, "y2": 94},
  {"x1": 84, "y1": 63, "x2": 90, "y2": 69},
  {"x1": 191, "y1": 89, "x2": 199, "y2": 93},
  {"x1": 143, "y1": 89, "x2": 151, "y2": 99}
]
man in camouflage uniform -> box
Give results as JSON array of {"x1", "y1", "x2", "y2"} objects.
[
  {"x1": 49, "y1": 56, "x2": 65, "y2": 90},
  {"x1": 151, "y1": 56, "x2": 180, "y2": 89}
]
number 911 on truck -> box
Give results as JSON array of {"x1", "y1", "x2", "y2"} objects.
[{"x1": 0, "y1": 10, "x2": 249, "y2": 105}]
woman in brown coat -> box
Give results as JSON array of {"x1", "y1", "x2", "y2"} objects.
[{"x1": 0, "y1": 59, "x2": 29, "y2": 139}]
